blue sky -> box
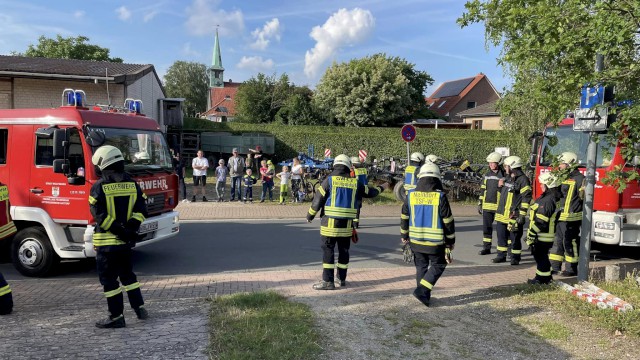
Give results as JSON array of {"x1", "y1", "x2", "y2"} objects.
[{"x1": 0, "y1": 0, "x2": 507, "y2": 95}]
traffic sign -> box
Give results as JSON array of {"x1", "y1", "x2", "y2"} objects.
[
  {"x1": 401, "y1": 125, "x2": 416, "y2": 142},
  {"x1": 580, "y1": 85, "x2": 605, "y2": 109}
]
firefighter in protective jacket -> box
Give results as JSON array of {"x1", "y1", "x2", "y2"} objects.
[
  {"x1": 307, "y1": 154, "x2": 385, "y2": 290},
  {"x1": 493, "y1": 156, "x2": 531, "y2": 265},
  {"x1": 478, "y1": 152, "x2": 505, "y2": 255},
  {"x1": 526, "y1": 172, "x2": 561, "y2": 285},
  {"x1": 89, "y1": 145, "x2": 149, "y2": 328},
  {"x1": 350, "y1": 156, "x2": 368, "y2": 228},
  {"x1": 404, "y1": 152, "x2": 425, "y2": 192},
  {"x1": 401, "y1": 163, "x2": 455, "y2": 307},
  {"x1": 550, "y1": 152, "x2": 585, "y2": 276},
  {"x1": 0, "y1": 182, "x2": 17, "y2": 315}
]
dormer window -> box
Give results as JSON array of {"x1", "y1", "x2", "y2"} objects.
[{"x1": 437, "y1": 100, "x2": 447, "y2": 108}]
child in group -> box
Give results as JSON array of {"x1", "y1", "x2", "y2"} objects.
[
  {"x1": 243, "y1": 168, "x2": 257, "y2": 203},
  {"x1": 215, "y1": 159, "x2": 228, "y2": 202},
  {"x1": 259, "y1": 160, "x2": 275, "y2": 202},
  {"x1": 276, "y1": 165, "x2": 291, "y2": 205}
]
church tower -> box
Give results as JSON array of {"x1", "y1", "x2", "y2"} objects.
[{"x1": 206, "y1": 28, "x2": 224, "y2": 109}]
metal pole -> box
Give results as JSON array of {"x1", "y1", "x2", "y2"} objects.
[
  {"x1": 578, "y1": 54, "x2": 604, "y2": 282},
  {"x1": 406, "y1": 142, "x2": 410, "y2": 165}
]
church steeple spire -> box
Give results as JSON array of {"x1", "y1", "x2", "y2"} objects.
[{"x1": 207, "y1": 28, "x2": 224, "y2": 89}]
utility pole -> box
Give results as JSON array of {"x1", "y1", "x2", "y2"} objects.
[{"x1": 578, "y1": 54, "x2": 604, "y2": 282}]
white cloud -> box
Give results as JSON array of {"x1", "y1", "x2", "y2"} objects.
[
  {"x1": 116, "y1": 6, "x2": 132, "y2": 21},
  {"x1": 73, "y1": 10, "x2": 85, "y2": 19},
  {"x1": 304, "y1": 8, "x2": 375, "y2": 78},
  {"x1": 182, "y1": 42, "x2": 201, "y2": 57},
  {"x1": 236, "y1": 56, "x2": 274, "y2": 72},
  {"x1": 250, "y1": 18, "x2": 282, "y2": 50},
  {"x1": 185, "y1": 0, "x2": 244, "y2": 37},
  {"x1": 143, "y1": 10, "x2": 158, "y2": 23}
]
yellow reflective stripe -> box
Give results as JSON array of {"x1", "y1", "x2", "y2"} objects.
[
  {"x1": 519, "y1": 211, "x2": 527, "y2": 216},
  {"x1": 410, "y1": 239, "x2": 444, "y2": 246},
  {"x1": 409, "y1": 227, "x2": 444, "y2": 235},
  {"x1": 88, "y1": 196, "x2": 97, "y2": 205},
  {"x1": 537, "y1": 234, "x2": 555, "y2": 242},
  {"x1": 520, "y1": 186, "x2": 531, "y2": 193},
  {"x1": 401, "y1": 214, "x2": 409, "y2": 220},
  {"x1": 536, "y1": 213, "x2": 549, "y2": 222},
  {"x1": 482, "y1": 203, "x2": 498, "y2": 210},
  {"x1": 511, "y1": 249, "x2": 522, "y2": 255},
  {"x1": 124, "y1": 282, "x2": 140, "y2": 292},
  {"x1": 561, "y1": 180, "x2": 575, "y2": 219},
  {"x1": 0, "y1": 284, "x2": 11, "y2": 297},
  {"x1": 355, "y1": 168, "x2": 367, "y2": 175},
  {"x1": 549, "y1": 253, "x2": 564, "y2": 262},
  {"x1": 322, "y1": 263, "x2": 335, "y2": 269},
  {"x1": 131, "y1": 212, "x2": 145, "y2": 223},
  {"x1": 483, "y1": 238, "x2": 492, "y2": 243},
  {"x1": 536, "y1": 270, "x2": 552, "y2": 277},
  {"x1": 101, "y1": 215, "x2": 115, "y2": 230},
  {"x1": 104, "y1": 287, "x2": 122, "y2": 298},
  {"x1": 565, "y1": 254, "x2": 578, "y2": 263},
  {"x1": 400, "y1": 229, "x2": 409, "y2": 234},
  {"x1": 336, "y1": 263, "x2": 348, "y2": 269},
  {"x1": 325, "y1": 206, "x2": 357, "y2": 218},
  {"x1": 308, "y1": 208, "x2": 317, "y2": 216},
  {"x1": 531, "y1": 224, "x2": 540, "y2": 232},
  {"x1": 445, "y1": 234, "x2": 455, "y2": 239},
  {"x1": 321, "y1": 227, "x2": 353, "y2": 237},
  {"x1": 497, "y1": 246, "x2": 508, "y2": 252},
  {"x1": 559, "y1": 213, "x2": 582, "y2": 221},
  {"x1": 442, "y1": 216, "x2": 454, "y2": 224},
  {"x1": 419, "y1": 279, "x2": 433, "y2": 289},
  {"x1": 92, "y1": 232, "x2": 126, "y2": 247}
]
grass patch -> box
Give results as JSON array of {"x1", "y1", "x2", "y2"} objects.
[
  {"x1": 494, "y1": 276, "x2": 640, "y2": 337},
  {"x1": 537, "y1": 320, "x2": 572, "y2": 340},
  {"x1": 208, "y1": 291, "x2": 321, "y2": 360},
  {"x1": 394, "y1": 319, "x2": 441, "y2": 347}
]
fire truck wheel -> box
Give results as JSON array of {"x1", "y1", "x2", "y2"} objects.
[
  {"x1": 393, "y1": 182, "x2": 407, "y2": 203},
  {"x1": 11, "y1": 227, "x2": 59, "y2": 277}
]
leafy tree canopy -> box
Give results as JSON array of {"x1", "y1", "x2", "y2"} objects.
[
  {"x1": 314, "y1": 53, "x2": 433, "y2": 127},
  {"x1": 164, "y1": 61, "x2": 208, "y2": 117},
  {"x1": 459, "y1": 0, "x2": 640, "y2": 190},
  {"x1": 17, "y1": 35, "x2": 123, "y2": 63},
  {"x1": 235, "y1": 73, "x2": 296, "y2": 123}
]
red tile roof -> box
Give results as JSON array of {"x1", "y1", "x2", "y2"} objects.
[
  {"x1": 202, "y1": 81, "x2": 241, "y2": 117},
  {"x1": 425, "y1": 74, "x2": 487, "y2": 118}
]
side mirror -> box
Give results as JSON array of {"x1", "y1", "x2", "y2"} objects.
[
  {"x1": 36, "y1": 126, "x2": 56, "y2": 138},
  {"x1": 53, "y1": 159, "x2": 69, "y2": 174},
  {"x1": 67, "y1": 176, "x2": 85, "y2": 186},
  {"x1": 53, "y1": 128, "x2": 68, "y2": 159}
]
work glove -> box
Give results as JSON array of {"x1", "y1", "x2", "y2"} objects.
[
  {"x1": 526, "y1": 231, "x2": 537, "y2": 246},
  {"x1": 507, "y1": 219, "x2": 518, "y2": 232},
  {"x1": 516, "y1": 215, "x2": 526, "y2": 226},
  {"x1": 445, "y1": 247, "x2": 453, "y2": 264},
  {"x1": 402, "y1": 242, "x2": 414, "y2": 264},
  {"x1": 109, "y1": 223, "x2": 126, "y2": 238},
  {"x1": 477, "y1": 201, "x2": 483, "y2": 215},
  {"x1": 351, "y1": 228, "x2": 359, "y2": 244}
]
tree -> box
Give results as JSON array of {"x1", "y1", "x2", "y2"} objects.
[
  {"x1": 164, "y1": 61, "x2": 208, "y2": 117},
  {"x1": 314, "y1": 53, "x2": 433, "y2": 127},
  {"x1": 17, "y1": 35, "x2": 123, "y2": 62},
  {"x1": 235, "y1": 73, "x2": 293, "y2": 123},
  {"x1": 458, "y1": 0, "x2": 640, "y2": 189},
  {"x1": 275, "y1": 87, "x2": 325, "y2": 125}
]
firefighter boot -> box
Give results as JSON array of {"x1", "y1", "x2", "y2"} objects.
[
  {"x1": 492, "y1": 252, "x2": 507, "y2": 263},
  {"x1": 95, "y1": 314, "x2": 126, "y2": 329},
  {"x1": 550, "y1": 261, "x2": 562, "y2": 275},
  {"x1": 510, "y1": 254, "x2": 521, "y2": 266},
  {"x1": 562, "y1": 263, "x2": 578, "y2": 277},
  {"x1": 312, "y1": 281, "x2": 335, "y2": 290},
  {"x1": 478, "y1": 243, "x2": 491, "y2": 255},
  {"x1": 527, "y1": 278, "x2": 552, "y2": 285},
  {"x1": 134, "y1": 306, "x2": 148, "y2": 320},
  {"x1": 412, "y1": 287, "x2": 431, "y2": 307}
]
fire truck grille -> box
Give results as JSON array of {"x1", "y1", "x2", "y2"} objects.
[{"x1": 146, "y1": 194, "x2": 165, "y2": 215}]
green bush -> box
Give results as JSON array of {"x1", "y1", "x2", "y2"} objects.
[{"x1": 184, "y1": 118, "x2": 529, "y2": 163}]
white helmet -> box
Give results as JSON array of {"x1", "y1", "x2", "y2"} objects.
[
  {"x1": 558, "y1": 152, "x2": 578, "y2": 165},
  {"x1": 417, "y1": 163, "x2": 441, "y2": 179},
  {"x1": 92, "y1": 145, "x2": 124, "y2": 170},
  {"x1": 538, "y1": 172, "x2": 560, "y2": 188},
  {"x1": 333, "y1": 154, "x2": 352, "y2": 168},
  {"x1": 410, "y1": 152, "x2": 425, "y2": 163},
  {"x1": 486, "y1": 152, "x2": 502, "y2": 164},
  {"x1": 425, "y1": 154, "x2": 440, "y2": 164},
  {"x1": 503, "y1": 155, "x2": 523, "y2": 169},
  {"x1": 350, "y1": 156, "x2": 361, "y2": 166}
]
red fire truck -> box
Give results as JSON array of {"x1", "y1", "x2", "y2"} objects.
[
  {"x1": 530, "y1": 117, "x2": 640, "y2": 247},
  {"x1": 0, "y1": 89, "x2": 180, "y2": 276}
]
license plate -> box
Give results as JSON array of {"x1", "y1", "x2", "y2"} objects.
[{"x1": 138, "y1": 221, "x2": 158, "y2": 234}]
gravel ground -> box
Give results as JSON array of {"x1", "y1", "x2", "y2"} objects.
[{"x1": 294, "y1": 287, "x2": 639, "y2": 360}]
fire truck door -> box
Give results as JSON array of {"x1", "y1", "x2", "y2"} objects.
[{"x1": 29, "y1": 126, "x2": 91, "y2": 223}]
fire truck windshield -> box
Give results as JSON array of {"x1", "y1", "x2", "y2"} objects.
[
  {"x1": 87, "y1": 127, "x2": 173, "y2": 173},
  {"x1": 540, "y1": 125, "x2": 615, "y2": 167}
]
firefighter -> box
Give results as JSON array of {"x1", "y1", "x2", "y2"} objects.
[
  {"x1": 307, "y1": 154, "x2": 385, "y2": 290},
  {"x1": 401, "y1": 163, "x2": 455, "y2": 307},
  {"x1": 425, "y1": 154, "x2": 440, "y2": 165},
  {"x1": 0, "y1": 181, "x2": 17, "y2": 315},
  {"x1": 90, "y1": 145, "x2": 149, "y2": 328},
  {"x1": 350, "y1": 156, "x2": 369, "y2": 229},
  {"x1": 526, "y1": 172, "x2": 561, "y2": 285},
  {"x1": 493, "y1": 155, "x2": 531, "y2": 265},
  {"x1": 478, "y1": 152, "x2": 505, "y2": 255},
  {"x1": 404, "y1": 152, "x2": 425, "y2": 192},
  {"x1": 551, "y1": 152, "x2": 585, "y2": 276}
]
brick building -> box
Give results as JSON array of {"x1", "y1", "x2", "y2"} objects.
[{"x1": 425, "y1": 73, "x2": 500, "y2": 122}]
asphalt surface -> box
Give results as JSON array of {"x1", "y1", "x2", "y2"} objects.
[{"x1": 2, "y1": 217, "x2": 639, "y2": 280}]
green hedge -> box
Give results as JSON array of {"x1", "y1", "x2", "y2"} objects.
[{"x1": 183, "y1": 118, "x2": 529, "y2": 163}]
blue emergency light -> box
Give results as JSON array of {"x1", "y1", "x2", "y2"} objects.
[
  {"x1": 62, "y1": 89, "x2": 86, "y2": 107},
  {"x1": 124, "y1": 99, "x2": 144, "y2": 114}
]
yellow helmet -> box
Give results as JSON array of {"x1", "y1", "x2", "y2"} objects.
[
  {"x1": 417, "y1": 163, "x2": 441, "y2": 179},
  {"x1": 333, "y1": 154, "x2": 352, "y2": 168},
  {"x1": 92, "y1": 145, "x2": 124, "y2": 171}
]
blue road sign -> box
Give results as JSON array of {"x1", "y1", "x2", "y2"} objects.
[
  {"x1": 580, "y1": 85, "x2": 605, "y2": 109},
  {"x1": 401, "y1": 124, "x2": 416, "y2": 142}
]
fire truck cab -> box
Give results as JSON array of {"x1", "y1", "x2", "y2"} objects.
[
  {"x1": 0, "y1": 89, "x2": 180, "y2": 276},
  {"x1": 530, "y1": 117, "x2": 640, "y2": 247}
]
